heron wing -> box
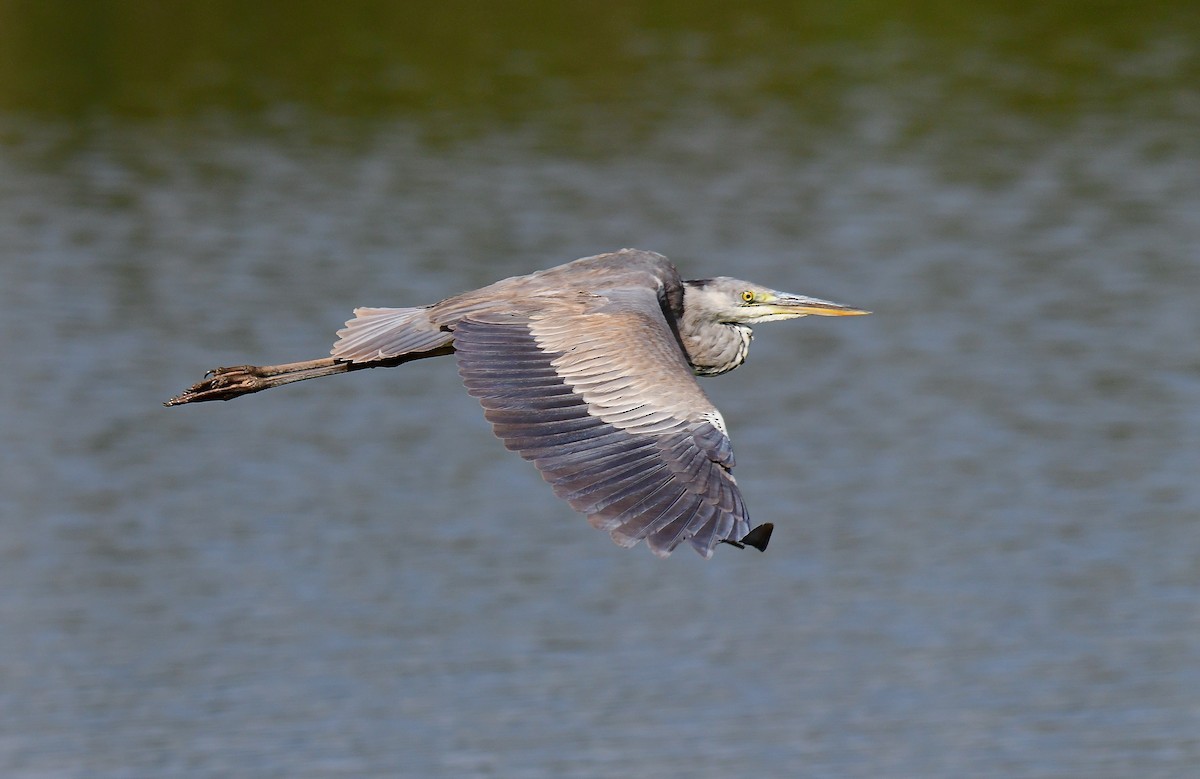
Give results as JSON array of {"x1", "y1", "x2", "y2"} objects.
[
  {"x1": 332, "y1": 250, "x2": 680, "y2": 363},
  {"x1": 452, "y1": 287, "x2": 751, "y2": 558}
]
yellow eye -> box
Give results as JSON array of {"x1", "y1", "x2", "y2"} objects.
[{"x1": 740, "y1": 290, "x2": 756, "y2": 303}]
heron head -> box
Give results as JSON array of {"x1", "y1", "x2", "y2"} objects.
[{"x1": 683, "y1": 277, "x2": 870, "y2": 324}]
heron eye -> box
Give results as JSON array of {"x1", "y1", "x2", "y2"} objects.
[{"x1": 740, "y1": 290, "x2": 756, "y2": 303}]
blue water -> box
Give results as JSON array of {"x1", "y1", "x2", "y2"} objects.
[{"x1": 2, "y1": 16, "x2": 1198, "y2": 778}]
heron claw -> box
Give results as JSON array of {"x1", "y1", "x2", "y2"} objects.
[{"x1": 164, "y1": 365, "x2": 265, "y2": 406}]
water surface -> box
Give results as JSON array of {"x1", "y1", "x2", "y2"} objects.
[{"x1": 2, "y1": 5, "x2": 1198, "y2": 777}]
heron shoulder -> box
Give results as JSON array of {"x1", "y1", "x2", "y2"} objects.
[{"x1": 533, "y1": 248, "x2": 682, "y2": 293}]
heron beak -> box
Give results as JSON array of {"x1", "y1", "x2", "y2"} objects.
[{"x1": 771, "y1": 294, "x2": 871, "y2": 317}]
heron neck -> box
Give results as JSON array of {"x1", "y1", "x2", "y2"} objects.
[{"x1": 681, "y1": 321, "x2": 753, "y2": 377}]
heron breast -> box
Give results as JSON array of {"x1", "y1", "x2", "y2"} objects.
[{"x1": 690, "y1": 324, "x2": 753, "y2": 377}]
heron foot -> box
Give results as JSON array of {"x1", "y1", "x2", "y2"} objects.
[{"x1": 164, "y1": 365, "x2": 272, "y2": 406}]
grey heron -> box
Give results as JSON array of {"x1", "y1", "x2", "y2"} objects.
[{"x1": 167, "y1": 249, "x2": 868, "y2": 558}]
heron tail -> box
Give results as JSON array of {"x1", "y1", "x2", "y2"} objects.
[{"x1": 331, "y1": 306, "x2": 452, "y2": 363}]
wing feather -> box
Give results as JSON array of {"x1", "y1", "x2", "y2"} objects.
[
  {"x1": 644, "y1": 502, "x2": 718, "y2": 555},
  {"x1": 453, "y1": 284, "x2": 753, "y2": 558}
]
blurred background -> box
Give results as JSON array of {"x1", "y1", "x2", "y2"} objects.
[{"x1": 2, "y1": 2, "x2": 1198, "y2": 777}]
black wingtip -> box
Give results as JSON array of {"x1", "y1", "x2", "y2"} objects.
[
  {"x1": 719, "y1": 523, "x2": 774, "y2": 553},
  {"x1": 739, "y1": 523, "x2": 774, "y2": 552}
]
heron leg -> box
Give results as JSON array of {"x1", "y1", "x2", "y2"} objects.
[{"x1": 164, "y1": 346, "x2": 454, "y2": 406}]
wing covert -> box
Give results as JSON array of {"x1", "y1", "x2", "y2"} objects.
[{"x1": 452, "y1": 288, "x2": 753, "y2": 558}]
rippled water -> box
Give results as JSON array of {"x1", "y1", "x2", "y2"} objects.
[{"x1": 2, "y1": 8, "x2": 1199, "y2": 778}]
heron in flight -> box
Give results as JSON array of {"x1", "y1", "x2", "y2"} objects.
[{"x1": 167, "y1": 249, "x2": 868, "y2": 558}]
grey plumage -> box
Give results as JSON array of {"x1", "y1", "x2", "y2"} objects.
[{"x1": 167, "y1": 249, "x2": 868, "y2": 558}]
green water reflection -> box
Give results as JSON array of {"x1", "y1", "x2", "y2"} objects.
[{"x1": 2, "y1": 1, "x2": 1196, "y2": 136}]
